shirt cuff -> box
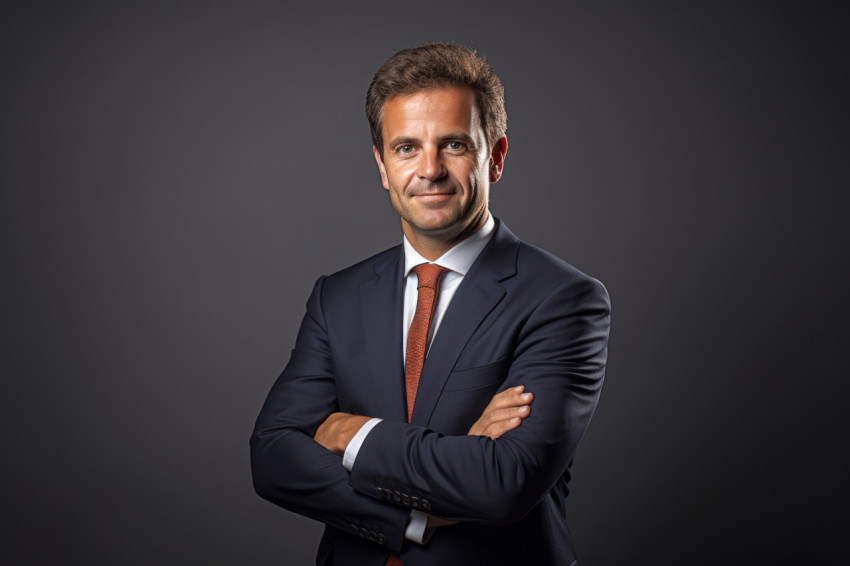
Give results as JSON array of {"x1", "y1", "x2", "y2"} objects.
[
  {"x1": 404, "y1": 510, "x2": 433, "y2": 544},
  {"x1": 342, "y1": 417, "x2": 382, "y2": 471}
]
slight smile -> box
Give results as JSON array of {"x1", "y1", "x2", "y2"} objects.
[{"x1": 412, "y1": 191, "x2": 455, "y2": 202}]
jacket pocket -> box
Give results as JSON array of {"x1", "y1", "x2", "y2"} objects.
[{"x1": 443, "y1": 358, "x2": 507, "y2": 392}]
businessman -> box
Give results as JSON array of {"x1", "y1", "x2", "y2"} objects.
[{"x1": 251, "y1": 43, "x2": 610, "y2": 566}]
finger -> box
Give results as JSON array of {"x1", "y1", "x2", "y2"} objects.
[
  {"x1": 483, "y1": 415, "x2": 523, "y2": 439},
  {"x1": 488, "y1": 404, "x2": 531, "y2": 424},
  {"x1": 488, "y1": 390, "x2": 533, "y2": 411},
  {"x1": 476, "y1": 397, "x2": 532, "y2": 432},
  {"x1": 476, "y1": 406, "x2": 530, "y2": 436},
  {"x1": 490, "y1": 386, "x2": 530, "y2": 405},
  {"x1": 468, "y1": 387, "x2": 533, "y2": 437}
]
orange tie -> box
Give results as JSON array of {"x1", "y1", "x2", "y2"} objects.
[
  {"x1": 386, "y1": 263, "x2": 450, "y2": 566},
  {"x1": 404, "y1": 263, "x2": 450, "y2": 422}
]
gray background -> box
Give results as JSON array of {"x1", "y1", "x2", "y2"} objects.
[{"x1": 2, "y1": 1, "x2": 847, "y2": 564}]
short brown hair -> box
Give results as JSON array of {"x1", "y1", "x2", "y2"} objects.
[{"x1": 366, "y1": 43, "x2": 507, "y2": 155}]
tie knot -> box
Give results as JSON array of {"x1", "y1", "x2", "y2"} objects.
[{"x1": 413, "y1": 263, "x2": 450, "y2": 289}]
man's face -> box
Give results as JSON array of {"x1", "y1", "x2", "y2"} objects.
[{"x1": 373, "y1": 86, "x2": 506, "y2": 250}]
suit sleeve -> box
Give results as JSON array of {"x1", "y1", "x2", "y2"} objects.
[
  {"x1": 347, "y1": 276, "x2": 610, "y2": 525},
  {"x1": 250, "y1": 276, "x2": 411, "y2": 552}
]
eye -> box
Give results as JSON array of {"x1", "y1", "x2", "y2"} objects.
[
  {"x1": 398, "y1": 144, "x2": 415, "y2": 154},
  {"x1": 446, "y1": 141, "x2": 465, "y2": 151}
]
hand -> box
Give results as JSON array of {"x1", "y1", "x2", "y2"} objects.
[
  {"x1": 428, "y1": 388, "x2": 533, "y2": 529},
  {"x1": 313, "y1": 412, "x2": 372, "y2": 456},
  {"x1": 467, "y1": 385, "x2": 533, "y2": 439}
]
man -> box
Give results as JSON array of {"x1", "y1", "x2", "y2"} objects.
[{"x1": 251, "y1": 43, "x2": 610, "y2": 566}]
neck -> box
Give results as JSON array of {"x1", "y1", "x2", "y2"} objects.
[{"x1": 402, "y1": 211, "x2": 489, "y2": 261}]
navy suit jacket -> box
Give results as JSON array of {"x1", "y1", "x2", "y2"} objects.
[{"x1": 251, "y1": 220, "x2": 610, "y2": 566}]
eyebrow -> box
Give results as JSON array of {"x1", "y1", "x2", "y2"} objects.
[{"x1": 386, "y1": 136, "x2": 420, "y2": 149}]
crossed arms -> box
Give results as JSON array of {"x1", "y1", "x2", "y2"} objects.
[
  {"x1": 313, "y1": 386, "x2": 534, "y2": 528},
  {"x1": 250, "y1": 272, "x2": 610, "y2": 552}
]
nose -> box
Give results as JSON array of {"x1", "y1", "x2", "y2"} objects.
[{"x1": 417, "y1": 146, "x2": 447, "y2": 181}]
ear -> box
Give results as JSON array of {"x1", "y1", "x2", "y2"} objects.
[
  {"x1": 373, "y1": 146, "x2": 390, "y2": 190},
  {"x1": 488, "y1": 136, "x2": 508, "y2": 183}
]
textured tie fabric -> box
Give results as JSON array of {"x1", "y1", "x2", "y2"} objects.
[
  {"x1": 405, "y1": 263, "x2": 450, "y2": 423},
  {"x1": 386, "y1": 263, "x2": 449, "y2": 566}
]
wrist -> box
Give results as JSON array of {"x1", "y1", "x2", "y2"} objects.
[{"x1": 328, "y1": 413, "x2": 371, "y2": 455}]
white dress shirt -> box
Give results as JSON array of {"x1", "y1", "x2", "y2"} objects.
[{"x1": 342, "y1": 214, "x2": 496, "y2": 543}]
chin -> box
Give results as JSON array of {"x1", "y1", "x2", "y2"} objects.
[{"x1": 413, "y1": 215, "x2": 462, "y2": 234}]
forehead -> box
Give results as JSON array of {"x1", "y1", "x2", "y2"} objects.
[{"x1": 381, "y1": 86, "x2": 482, "y2": 140}]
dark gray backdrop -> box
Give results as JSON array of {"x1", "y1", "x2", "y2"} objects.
[{"x1": 2, "y1": 1, "x2": 847, "y2": 564}]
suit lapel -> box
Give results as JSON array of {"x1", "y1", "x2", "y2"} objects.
[
  {"x1": 359, "y1": 248, "x2": 407, "y2": 422},
  {"x1": 410, "y1": 221, "x2": 520, "y2": 426}
]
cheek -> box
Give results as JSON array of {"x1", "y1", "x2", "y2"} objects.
[
  {"x1": 466, "y1": 165, "x2": 486, "y2": 191},
  {"x1": 386, "y1": 163, "x2": 411, "y2": 186}
]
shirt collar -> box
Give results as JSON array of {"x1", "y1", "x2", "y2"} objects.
[{"x1": 403, "y1": 214, "x2": 496, "y2": 277}]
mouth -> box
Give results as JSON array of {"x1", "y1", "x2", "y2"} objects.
[
  {"x1": 413, "y1": 192, "x2": 454, "y2": 201},
  {"x1": 410, "y1": 187, "x2": 456, "y2": 202}
]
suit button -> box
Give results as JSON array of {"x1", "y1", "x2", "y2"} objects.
[
  {"x1": 402, "y1": 494, "x2": 410, "y2": 506},
  {"x1": 349, "y1": 524, "x2": 358, "y2": 535},
  {"x1": 376, "y1": 487, "x2": 384, "y2": 497},
  {"x1": 392, "y1": 491, "x2": 401, "y2": 503},
  {"x1": 368, "y1": 530, "x2": 377, "y2": 542},
  {"x1": 411, "y1": 496, "x2": 420, "y2": 509},
  {"x1": 378, "y1": 534, "x2": 387, "y2": 545},
  {"x1": 421, "y1": 499, "x2": 431, "y2": 512},
  {"x1": 381, "y1": 489, "x2": 391, "y2": 500},
  {"x1": 359, "y1": 527, "x2": 368, "y2": 538}
]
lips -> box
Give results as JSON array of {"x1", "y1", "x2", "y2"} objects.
[
  {"x1": 409, "y1": 187, "x2": 456, "y2": 197},
  {"x1": 414, "y1": 191, "x2": 453, "y2": 197},
  {"x1": 412, "y1": 192, "x2": 454, "y2": 204}
]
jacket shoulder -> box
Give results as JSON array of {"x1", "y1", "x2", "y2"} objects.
[
  {"x1": 320, "y1": 244, "x2": 401, "y2": 288},
  {"x1": 514, "y1": 239, "x2": 609, "y2": 303}
]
